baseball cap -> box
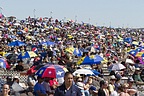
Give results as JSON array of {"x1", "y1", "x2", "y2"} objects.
[
  {"x1": 127, "y1": 77, "x2": 134, "y2": 82},
  {"x1": 89, "y1": 86, "x2": 97, "y2": 92}
]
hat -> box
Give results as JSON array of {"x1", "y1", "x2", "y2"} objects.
[
  {"x1": 110, "y1": 75, "x2": 116, "y2": 80},
  {"x1": 13, "y1": 76, "x2": 19, "y2": 79},
  {"x1": 126, "y1": 59, "x2": 134, "y2": 64},
  {"x1": 89, "y1": 86, "x2": 97, "y2": 92},
  {"x1": 127, "y1": 77, "x2": 134, "y2": 82},
  {"x1": 135, "y1": 68, "x2": 140, "y2": 71},
  {"x1": 76, "y1": 82, "x2": 84, "y2": 89}
]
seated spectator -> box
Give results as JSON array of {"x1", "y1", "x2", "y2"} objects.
[
  {"x1": 127, "y1": 77, "x2": 137, "y2": 96},
  {"x1": 132, "y1": 68, "x2": 144, "y2": 85},
  {"x1": 11, "y1": 76, "x2": 27, "y2": 96},
  {"x1": 119, "y1": 83, "x2": 130, "y2": 96},
  {"x1": 14, "y1": 60, "x2": 24, "y2": 71},
  {"x1": 89, "y1": 86, "x2": 98, "y2": 96},
  {"x1": 27, "y1": 73, "x2": 37, "y2": 91},
  {"x1": 108, "y1": 75, "x2": 116, "y2": 95},
  {"x1": 76, "y1": 82, "x2": 86, "y2": 96}
]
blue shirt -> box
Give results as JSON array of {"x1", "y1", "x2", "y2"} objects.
[
  {"x1": 34, "y1": 82, "x2": 47, "y2": 96},
  {"x1": 54, "y1": 83, "x2": 82, "y2": 96}
]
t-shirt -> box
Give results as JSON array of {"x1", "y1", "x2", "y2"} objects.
[{"x1": 34, "y1": 82, "x2": 47, "y2": 96}]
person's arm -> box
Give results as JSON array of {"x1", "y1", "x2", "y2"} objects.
[
  {"x1": 126, "y1": 89, "x2": 137, "y2": 95},
  {"x1": 35, "y1": 90, "x2": 47, "y2": 96}
]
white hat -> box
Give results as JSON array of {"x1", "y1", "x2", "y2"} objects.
[
  {"x1": 14, "y1": 76, "x2": 19, "y2": 79},
  {"x1": 135, "y1": 68, "x2": 140, "y2": 71},
  {"x1": 76, "y1": 82, "x2": 84, "y2": 89},
  {"x1": 110, "y1": 75, "x2": 116, "y2": 80},
  {"x1": 126, "y1": 59, "x2": 134, "y2": 64}
]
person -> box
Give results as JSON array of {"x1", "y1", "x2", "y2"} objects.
[
  {"x1": 0, "y1": 84, "x2": 10, "y2": 96},
  {"x1": 89, "y1": 86, "x2": 98, "y2": 96},
  {"x1": 11, "y1": 76, "x2": 27, "y2": 96},
  {"x1": 34, "y1": 76, "x2": 47, "y2": 96},
  {"x1": 132, "y1": 68, "x2": 144, "y2": 85},
  {"x1": 27, "y1": 73, "x2": 37, "y2": 92},
  {"x1": 42, "y1": 77, "x2": 53, "y2": 95},
  {"x1": 119, "y1": 83, "x2": 130, "y2": 96},
  {"x1": 127, "y1": 78, "x2": 137, "y2": 96},
  {"x1": 98, "y1": 80, "x2": 106, "y2": 96},
  {"x1": 54, "y1": 72, "x2": 82, "y2": 96},
  {"x1": 14, "y1": 60, "x2": 24, "y2": 71},
  {"x1": 108, "y1": 75, "x2": 116, "y2": 95}
]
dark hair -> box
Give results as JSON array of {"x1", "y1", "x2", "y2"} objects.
[
  {"x1": 135, "y1": 59, "x2": 140, "y2": 63},
  {"x1": 64, "y1": 72, "x2": 73, "y2": 78},
  {"x1": 100, "y1": 80, "x2": 105, "y2": 87}
]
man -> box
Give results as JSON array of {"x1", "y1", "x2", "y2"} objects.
[
  {"x1": 127, "y1": 78, "x2": 137, "y2": 96},
  {"x1": 11, "y1": 76, "x2": 27, "y2": 96},
  {"x1": 54, "y1": 72, "x2": 82, "y2": 96},
  {"x1": 132, "y1": 68, "x2": 144, "y2": 85},
  {"x1": 42, "y1": 77, "x2": 52, "y2": 95},
  {"x1": 34, "y1": 76, "x2": 47, "y2": 96}
]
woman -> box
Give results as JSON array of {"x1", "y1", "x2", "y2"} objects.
[
  {"x1": 119, "y1": 83, "x2": 130, "y2": 96},
  {"x1": 0, "y1": 84, "x2": 10, "y2": 96}
]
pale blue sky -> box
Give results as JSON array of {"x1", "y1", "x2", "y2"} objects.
[{"x1": 0, "y1": 0, "x2": 144, "y2": 28}]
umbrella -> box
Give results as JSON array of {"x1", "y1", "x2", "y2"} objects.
[
  {"x1": 27, "y1": 66, "x2": 37, "y2": 75},
  {"x1": 18, "y1": 51, "x2": 37, "y2": 59},
  {"x1": 111, "y1": 63, "x2": 126, "y2": 71},
  {"x1": 73, "y1": 48, "x2": 82, "y2": 57},
  {"x1": 41, "y1": 41, "x2": 55, "y2": 46},
  {"x1": 36, "y1": 64, "x2": 68, "y2": 78},
  {"x1": 65, "y1": 47, "x2": 75, "y2": 54},
  {"x1": 73, "y1": 69, "x2": 96, "y2": 76},
  {"x1": 77, "y1": 55, "x2": 103, "y2": 65},
  {"x1": 0, "y1": 58, "x2": 9, "y2": 69},
  {"x1": 8, "y1": 40, "x2": 26, "y2": 46},
  {"x1": 85, "y1": 46, "x2": 96, "y2": 53}
]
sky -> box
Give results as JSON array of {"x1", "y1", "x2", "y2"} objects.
[{"x1": 0, "y1": 0, "x2": 144, "y2": 28}]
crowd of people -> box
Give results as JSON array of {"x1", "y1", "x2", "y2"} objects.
[{"x1": 0, "y1": 14, "x2": 144, "y2": 96}]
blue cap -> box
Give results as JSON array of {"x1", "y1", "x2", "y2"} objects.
[{"x1": 89, "y1": 86, "x2": 96, "y2": 91}]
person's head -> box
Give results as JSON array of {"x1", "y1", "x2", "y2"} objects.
[
  {"x1": 44, "y1": 77, "x2": 50, "y2": 82},
  {"x1": 110, "y1": 75, "x2": 116, "y2": 84},
  {"x1": 37, "y1": 76, "x2": 44, "y2": 83},
  {"x1": 13, "y1": 76, "x2": 19, "y2": 83},
  {"x1": 64, "y1": 72, "x2": 73, "y2": 86},
  {"x1": 127, "y1": 78, "x2": 134, "y2": 87},
  {"x1": 6, "y1": 76, "x2": 12, "y2": 82},
  {"x1": 89, "y1": 86, "x2": 97, "y2": 94},
  {"x1": 121, "y1": 83, "x2": 129, "y2": 92},
  {"x1": 2, "y1": 84, "x2": 10, "y2": 95},
  {"x1": 100, "y1": 80, "x2": 106, "y2": 88},
  {"x1": 135, "y1": 68, "x2": 141, "y2": 74}
]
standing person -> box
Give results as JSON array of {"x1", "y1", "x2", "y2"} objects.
[
  {"x1": 98, "y1": 80, "x2": 106, "y2": 96},
  {"x1": 54, "y1": 72, "x2": 82, "y2": 96},
  {"x1": 0, "y1": 84, "x2": 10, "y2": 96}
]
